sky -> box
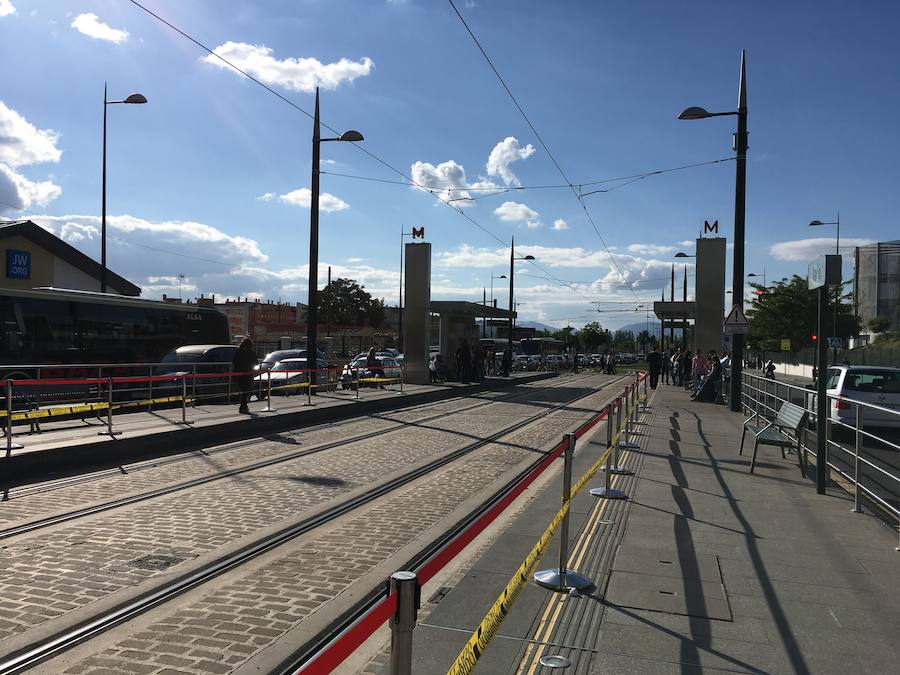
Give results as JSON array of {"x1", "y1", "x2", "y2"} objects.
[{"x1": 2, "y1": 0, "x2": 898, "y2": 330}]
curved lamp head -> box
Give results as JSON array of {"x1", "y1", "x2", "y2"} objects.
[
  {"x1": 523, "y1": 255, "x2": 535, "y2": 261},
  {"x1": 497, "y1": 274, "x2": 507, "y2": 279},
  {"x1": 674, "y1": 252, "x2": 693, "y2": 258},
  {"x1": 808, "y1": 219, "x2": 824, "y2": 227},
  {"x1": 124, "y1": 94, "x2": 148, "y2": 104},
  {"x1": 339, "y1": 130, "x2": 364, "y2": 142},
  {"x1": 677, "y1": 106, "x2": 711, "y2": 120},
  {"x1": 747, "y1": 273, "x2": 761, "y2": 278}
]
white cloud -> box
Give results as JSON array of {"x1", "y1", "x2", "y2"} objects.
[
  {"x1": 70, "y1": 13, "x2": 129, "y2": 43},
  {"x1": 0, "y1": 100, "x2": 62, "y2": 167},
  {"x1": 0, "y1": 163, "x2": 61, "y2": 211},
  {"x1": 256, "y1": 192, "x2": 276, "y2": 201},
  {"x1": 552, "y1": 219, "x2": 569, "y2": 231},
  {"x1": 494, "y1": 201, "x2": 541, "y2": 228},
  {"x1": 203, "y1": 42, "x2": 373, "y2": 92},
  {"x1": 486, "y1": 136, "x2": 535, "y2": 187},
  {"x1": 678, "y1": 240, "x2": 694, "y2": 247},
  {"x1": 409, "y1": 159, "x2": 496, "y2": 206},
  {"x1": 0, "y1": 1, "x2": 15, "y2": 18},
  {"x1": 769, "y1": 237, "x2": 874, "y2": 261},
  {"x1": 627, "y1": 243, "x2": 675, "y2": 255},
  {"x1": 277, "y1": 188, "x2": 349, "y2": 212}
]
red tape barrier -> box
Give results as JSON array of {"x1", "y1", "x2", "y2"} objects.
[{"x1": 296, "y1": 403, "x2": 612, "y2": 674}]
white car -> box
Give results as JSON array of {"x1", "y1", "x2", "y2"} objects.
[{"x1": 826, "y1": 366, "x2": 900, "y2": 429}]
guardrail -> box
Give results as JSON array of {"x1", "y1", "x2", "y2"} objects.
[
  {"x1": 292, "y1": 372, "x2": 648, "y2": 675},
  {"x1": 1, "y1": 362, "x2": 404, "y2": 456},
  {"x1": 741, "y1": 372, "x2": 899, "y2": 545}
]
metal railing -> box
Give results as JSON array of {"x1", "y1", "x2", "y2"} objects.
[
  {"x1": 1, "y1": 361, "x2": 404, "y2": 455},
  {"x1": 741, "y1": 373, "x2": 899, "y2": 546}
]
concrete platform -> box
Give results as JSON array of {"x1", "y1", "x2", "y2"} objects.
[
  {"x1": 412, "y1": 383, "x2": 900, "y2": 674},
  {"x1": 0, "y1": 372, "x2": 554, "y2": 486}
]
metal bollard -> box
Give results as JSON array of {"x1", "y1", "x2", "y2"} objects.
[
  {"x1": 388, "y1": 571, "x2": 420, "y2": 675},
  {"x1": 592, "y1": 415, "x2": 627, "y2": 500},
  {"x1": 355, "y1": 367, "x2": 360, "y2": 401},
  {"x1": 261, "y1": 369, "x2": 277, "y2": 413},
  {"x1": 147, "y1": 366, "x2": 154, "y2": 412},
  {"x1": 5, "y1": 379, "x2": 24, "y2": 455},
  {"x1": 99, "y1": 377, "x2": 121, "y2": 436},
  {"x1": 605, "y1": 402, "x2": 613, "y2": 449},
  {"x1": 615, "y1": 397, "x2": 622, "y2": 433},
  {"x1": 534, "y1": 433, "x2": 593, "y2": 591},
  {"x1": 619, "y1": 398, "x2": 640, "y2": 450},
  {"x1": 852, "y1": 406, "x2": 863, "y2": 514},
  {"x1": 305, "y1": 369, "x2": 313, "y2": 407},
  {"x1": 191, "y1": 365, "x2": 197, "y2": 407}
]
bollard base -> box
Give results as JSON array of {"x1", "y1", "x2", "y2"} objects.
[
  {"x1": 607, "y1": 465, "x2": 633, "y2": 476},
  {"x1": 617, "y1": 440, "x2": 640, "y2": 449},
  {"x1": 533, "y1": 568, "x2": 593, "y2": 591},
  {"x1": 98, "y1": 431, "x2": 122, "y2": 437},
  {"x1": 591, "y1": 486, "x2": 627, "y2": 500},
  {"x1": 5, "y1": 442, "x2": 24, "y2": 450}
]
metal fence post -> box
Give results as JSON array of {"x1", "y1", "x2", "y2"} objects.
[
  {"x1": 262, "y1": 369, "x2": 277, "y2": 413},
  {"x1": 389, "y1": 571, "x2": 420, "y2": 675},
  {"x1": 852, "y1": 405, "x2": 863, "y2": 514},
  {"x1": 355, "y1": 367, "x2": 360, "y2": 401},
  {"x1": 99, "y1": 377, "x2": 120, "y2": 436},
  {"x1": 147, "y1": 365, "x2": 153, "y2": 411},
  {"x1": 305, "y1": 367, "x2": 313, "y2": 407},
  {"x1": 615, "y1": 396, "x2": 622, "y2": 433},
  {"x1": 5, "y1": 379, "x2": 24, "y2": 455},
  {"x1": 191, "y1": 365, "x2": 197, "y2": 407},
  {"x1": 606, "y1": 402, "x2": 613, "y2": 450},
  {"x1": 535, "y1": 433, "x2": 593, "y2": 591},
  {"x1": 179, "y1": 375, "x2": 190, "y2": 425}
]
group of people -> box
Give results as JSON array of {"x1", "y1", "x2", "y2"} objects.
[
  {"x1": 645, "y1": 346, "x2": 731, "y2": 404},
  {"x1": 434, "y1": 339, "x2": 512, "y2": 383}
]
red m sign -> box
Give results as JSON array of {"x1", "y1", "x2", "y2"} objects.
[{"x1": 412, "y1": 227, "x2": 425, "y2": 239}]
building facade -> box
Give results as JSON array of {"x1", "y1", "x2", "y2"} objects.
[
  {"x1": 854, "y1": 240, "x2": 900, "y2": 337},
  {"x1": 1, "y1": 220, "x2": 140, "y2": 296}
]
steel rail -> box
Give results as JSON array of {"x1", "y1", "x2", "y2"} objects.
[
  {"x1": 0, "y1": 373, "x2": 625, "y2": 674},
  {"x1": 0, "y1": 372, "x2": 607, "y2": 539}
]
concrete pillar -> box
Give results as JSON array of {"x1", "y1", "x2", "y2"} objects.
[
  {"x1": 694, "y1": 237, "x2": 726, "y2": 355},
  {"x1": 404, "y1": 243, "x2": 431, "y2": 384}
]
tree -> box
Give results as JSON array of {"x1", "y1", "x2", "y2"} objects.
[
  {"x1": 578, "y1": 322, "x2": 607, "y2": 352},
  {"x1": 317, "y1": 277, "x2": 385, "y2": 328},
  {"x1": 868, "y1": 316, "x2": 891, "y2": 334},
  {"x1": 746, "y1": 275, "x2": 859, "y2": 352}
]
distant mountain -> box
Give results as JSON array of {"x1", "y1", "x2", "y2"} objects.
[{"x1": 517, "y1": 320, "x2": 560, "y2": 333}]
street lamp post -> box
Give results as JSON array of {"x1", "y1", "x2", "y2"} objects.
[
  {"x1": 307, "y1": 87, "x2": 363, "y2": 393},
  {"x1": 678, "y1": 49, "x2": 748, "y2": 413},
  {"x1": 102, "y1": 84, "x2": 147, "y2": 293},
  {"x1": 488, "y1": 273, "x2": 506, "y2": 338},
  {"x1": 507, "y1": 237, "x2": 535, "y2": 372},
  {"x1": 810, "y1": 215, "x2": 842, "y2": 364}
]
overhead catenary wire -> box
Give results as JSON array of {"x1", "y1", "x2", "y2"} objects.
[
  {"x1": 127, "y1": 0, "x2": 600, "y2": 306},
  {"x1": 448, "y1": 0, "x2": 639, "y2": 302}
]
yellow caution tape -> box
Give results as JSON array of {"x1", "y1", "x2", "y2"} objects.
[{"x1": 447, "y1": 401, "x2": 645, "y2": 675}]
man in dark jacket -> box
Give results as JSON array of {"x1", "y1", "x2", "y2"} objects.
[
  {"x1": 647, "y1": 346, "x2": 662, "y2": 389},
  {"x1": 231, "y1": 337, "x2": 258, "y2": 413}
]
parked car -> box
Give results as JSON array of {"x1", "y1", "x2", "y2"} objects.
[
  {"x1": 340, "y1": 355, "x2": 402, "y2": 389},
  {"x1": 826, "y1": 366, "x2": 900, "y2": 430},
  {"x1": 257, "y1": 348, "x2": 326, "y2": 371},
  {"x1": 156, "y1": 344, "x2": 239, "y2": 402},
  {"x1": 253, "y1": 357, "x2": 337, "y2": 396}
]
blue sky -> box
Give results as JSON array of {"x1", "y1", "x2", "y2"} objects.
[{"x1": 2, "y1": 0, "x2": 898, "y2": 329}]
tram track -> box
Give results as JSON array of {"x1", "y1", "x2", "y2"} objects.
[
  {"x1": 0, "y1": 373, "x2": 612, "y2": 540},
  {"x1": 0, "y1": 373, "x2": 627, "y2": 674}
]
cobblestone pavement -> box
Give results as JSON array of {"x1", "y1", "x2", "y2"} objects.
[
  {"x1": 0, "y1": 391, "x2": 517, "y2": 526},
  {"x1": 0, "y1": 374, "x2": 622, "y2": 654},
  {"x1": 52, "y1": 374, "x2": 624, "y2": 674}
]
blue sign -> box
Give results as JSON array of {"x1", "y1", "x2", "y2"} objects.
[{"x1": 6, "y1": 249, "x2": 31, "y2": 279}]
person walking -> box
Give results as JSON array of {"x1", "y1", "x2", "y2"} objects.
[
  {"x1": 647, "y1": 346, "x2": 662, "y2": 389},
  {"x1": 765, "y1": 359, "x2": 776, "y2": 379},
  {"x1": 691, "y1": 349, "x2": 709, "y2": 396},
  {"x1": 680, "y1": 349, "x2": 692, "y2": 389},
  {"x1": 661, "y1": 349, "x2": 671, "y2": 384},
  {"x1": 231, "y1": 337, "x2": 258, "y2": 414}
]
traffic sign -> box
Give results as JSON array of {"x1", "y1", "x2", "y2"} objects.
[
  {"x1": 828, "y1": 337, "x2": 842, "y2": 348},
  {"x1": 723, "y1": 304, "x2": 749, "y2": 335}
]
